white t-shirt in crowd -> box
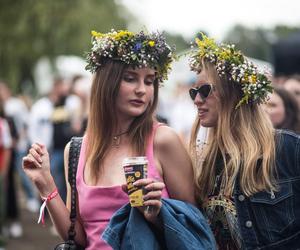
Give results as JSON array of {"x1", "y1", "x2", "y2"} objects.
[{"x1": 0, "y1": 118, "x2": 12, "y2": 149}]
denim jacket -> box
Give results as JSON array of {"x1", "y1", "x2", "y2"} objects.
[
  {"x1": 102, "y1": 198, "x2": 216, "y2": 250},
  {"x1": 234, "y1": 130, "x2": 300, "y2": 249}
]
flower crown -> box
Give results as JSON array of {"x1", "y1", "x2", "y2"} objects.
[
  {"x1": 189, "y1": 33, "x2": 273, "y2": 107},
  {"x1": 85, "y1": 29, "x2": 175, "y2": 82}
]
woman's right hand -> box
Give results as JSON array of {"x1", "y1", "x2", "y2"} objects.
[{"x1": 22, "y1": 143, "x2": 55, "y2": 196}]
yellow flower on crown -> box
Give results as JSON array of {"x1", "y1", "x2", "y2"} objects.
[
  {"x1": 250, "y1": 75, "x2": 257, "y2": 84},
  {"x1": 195, "y1": 37, "x2": 216, "y2": 51},
  {"x1": 243, "y1": 73, "x2": 249, "y2": 82},
  {"x1": 91, "y1": 30, "x2": 104, "y2": 38},
  {"x1": 148, "y1": 41, "x2": 155, "y2": 47},
  {"x1": 219, "y1": 50, "x2": 231, "y2": 61},
  {"x1": 114, "y1": 30, "x2": 134, "y2": 40}
]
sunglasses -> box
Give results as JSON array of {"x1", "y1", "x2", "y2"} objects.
[{"x1": 189, "y1": 84, "x2": 214, "y2": 101}]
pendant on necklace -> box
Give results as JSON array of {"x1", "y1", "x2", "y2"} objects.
[
  {"x1": 112, "y1": 135, "x2": 121, "y2": 147},
  {"x1": 111, "y1": 130, "x2": 128, "y2": 148}
]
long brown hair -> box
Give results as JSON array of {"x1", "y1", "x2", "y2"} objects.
[
  {"x1": 190, "y1": 60, "x2": 277, "y2": 203},
  {"x1": 86, "y1": 60, "x2": 159, "y2": 183}
]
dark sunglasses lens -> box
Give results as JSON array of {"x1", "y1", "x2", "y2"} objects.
[
  {"x1": 199, "y1": 84, "x2": 212, "y2": 99},
  {"x1": 189, "y1": 85, "x2": 212, "y2": 100},
  {"x1": 189, "y1": 88, "x2": 197, "y2": 100}
]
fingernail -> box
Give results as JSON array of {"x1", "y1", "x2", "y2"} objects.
[{"x1": 145, "y1": 206, "x2": 153, "y2": 213}]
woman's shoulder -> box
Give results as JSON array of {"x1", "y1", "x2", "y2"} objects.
[
  {"x1": 274, "y1": 129, "x2": 300, "y2": 178},
  {"x1": 154, "y1": 125, "x2": 182, "y2": 149},
  {"x1": 275, "y1": 129, "x2": 300, "y2": 163},
  {"x1": 275, "y1": 129, "x2": 300, "y2": 144}
]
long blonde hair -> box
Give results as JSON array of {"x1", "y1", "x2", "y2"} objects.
[
  {"x1": 190, "y1": 60, "x2": 276, "y2": 203},
  {"x1": 86, "y1": 61, "x2": 159, "y2": 184}
]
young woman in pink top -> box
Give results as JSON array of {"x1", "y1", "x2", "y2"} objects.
[{"x1": 22, "y1": 30, "x2": 196, "y2": 249}]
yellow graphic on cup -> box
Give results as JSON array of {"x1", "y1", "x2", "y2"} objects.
[{"x1": 123, "y1": 157, "x2": 148, "y2": 207}]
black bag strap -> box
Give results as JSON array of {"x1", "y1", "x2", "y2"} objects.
[{"x1": 67, "y1": 137, "x2": 83, "y2": 241}]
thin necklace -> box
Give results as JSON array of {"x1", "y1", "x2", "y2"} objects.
[{"x1": 112, "y1": 130, "x2": 128, "y2": 148}]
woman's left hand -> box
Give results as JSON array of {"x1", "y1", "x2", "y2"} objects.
[{"x1": 133, "y1": 178, "x2": 165, "y2": 224}]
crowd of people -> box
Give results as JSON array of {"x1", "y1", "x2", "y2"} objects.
[
  {"x1": 0, "y1": 29, "x2": 299, "y2": 249},
  {"x1": 0, "y1": 75, "x2": 90, "y2": 246}
]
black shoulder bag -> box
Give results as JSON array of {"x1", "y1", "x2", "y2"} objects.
[{"x1": 54, "y1": 137, "x2": 85, "y2": 250}]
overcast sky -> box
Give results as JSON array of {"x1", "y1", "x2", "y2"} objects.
[{"x1": 119, "y1": 0, "x2": 300, "y2": 40}]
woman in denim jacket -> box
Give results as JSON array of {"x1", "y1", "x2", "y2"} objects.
[{"x1": 188, "y1": 34, "x2": 300, "y2": 249}]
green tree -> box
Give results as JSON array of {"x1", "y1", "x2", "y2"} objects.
[
  {"x1": 223, "y1": 25, "x2": 272, "y2": 62},
  {"x1": 223, "y1": 24, "x2": 300, "y2": 63},
  {"x1": 0, "y1": 0, "x2": 132, "y2": 92},
  {"x1": 164, "y1": 32, "x2": 190, "y2": 53},
  {"x1": 273, "y1": 25, "x2": 300, "y2": 40}
]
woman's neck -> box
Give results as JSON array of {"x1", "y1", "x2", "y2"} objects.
[
  {"x1": 114, "y1": 117, "x2": 133, "y2": 135},
  {"x1": 111, "y1": 119, "x2": 133, "y2": 148}
]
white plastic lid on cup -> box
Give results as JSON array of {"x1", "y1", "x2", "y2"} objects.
[{"x1": 122, "y1": 156, "x2": 148, "y2": 167}]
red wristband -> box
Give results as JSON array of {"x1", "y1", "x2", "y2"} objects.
[
  {"x1": 38, "y1": 188, "x2": 58, "y2": 225},
  {"x1": 41, "y1": 188, "x2": 58, "y2": 202}
]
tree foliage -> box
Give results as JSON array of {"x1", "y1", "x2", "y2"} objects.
[
  {"x1": 164, "y1": 32, "x2": 190, "y2": 53},
  {"x1": 0, "y1": 0, "x2": 132, "y2": 92},
  {"x1": 223, "y1": 25, "x2": 272, "y2": 62},
  {"x1": 223, "y1": 24, "x2": 300, "y2": 63}
]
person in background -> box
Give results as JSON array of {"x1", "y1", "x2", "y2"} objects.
[
  {"x1": 188, "y1": 34, "x2": 300, "y2": 249},
  {"x1": 169, "y1": 80, "x2": 197, "y2": 146},
  {"x1": 283, "y1": 75, "x2": 300, "y2": 110},
  {"x1": 264, "y1": 86, "x2": 300, "y2": 133},
  {"x1": 0, "y1": 82, "x2": 39, "y2": 214},
  {"x1": 28, "y1": 77, "x2": 82, "y2": 206},
  {"x1": 69, "y1": 75, "x2": 92, "y2": 136},
  {"x1": 23, "y1": 30, "x2": 196, "y2": 249},
  {"x1": 0, "y1": 82, "x2": 30, "y2": 238},
  {"x1": 0, "y1": 96, "x2": 12, "y2": 249},
  {"x1": 49, "y1": 77, "x2": 81, "y2": 204}
]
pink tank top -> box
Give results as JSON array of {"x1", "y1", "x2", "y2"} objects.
[{"x1": 76, "y1": 124, "x2": 169, "y2": 250}]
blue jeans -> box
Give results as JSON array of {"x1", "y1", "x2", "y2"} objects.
[
  {"x1": 15, "y1": 150, "x2": 37, "y2": 200},
  {"x1": 50, "y1": 149, "x2": 67, "y2": 203}
]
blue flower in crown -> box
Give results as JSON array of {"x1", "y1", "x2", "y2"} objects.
[
  {"x1": 85, "y1": 29, "x2": 175, "y2": 83},
  {"x1": 134, "y1": 42, "x2": 142, "y2": 52}
]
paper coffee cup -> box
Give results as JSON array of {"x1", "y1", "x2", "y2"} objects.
[{"x1": 123, "y1": 156, "x2": 148, "y2": 207}]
